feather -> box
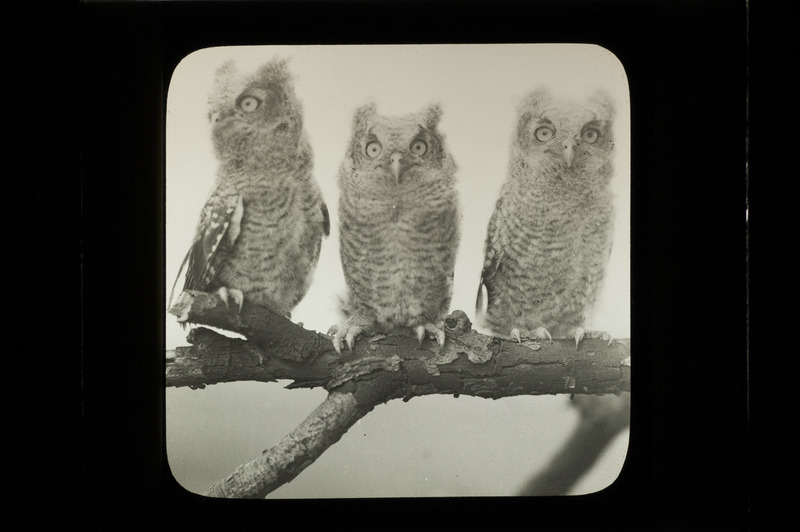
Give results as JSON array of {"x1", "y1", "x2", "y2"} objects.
[
  {"x1": 321, "y1": 202, "x2": 330, "y2": 237},
  {"x1": 181, "y1": 193, "x2": 242, "y2": 296}
]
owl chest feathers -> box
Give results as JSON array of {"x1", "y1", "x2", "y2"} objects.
[
  {"x1": 489, "y1": 176, "x2": 613, "y2": 299},
  {"x1": 216, "y1": 166, "x2": 322, "y2": 281},
  {"x1": 339, "y1": 182, "x2": 458, "y2": 319},
  {"x1": 500, "y1": 193, "x2": 610, "y2": 264}
]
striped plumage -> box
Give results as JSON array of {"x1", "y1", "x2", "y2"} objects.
[
  {"x1": 172, "y1": 59, "x2": 329, "y2": 318},
  {"x1": 332, "y1": 103, "x2": 460, "y2": 352},
  {"x1": 476, "y1": 87, "x2": 615, "y2": 343}
]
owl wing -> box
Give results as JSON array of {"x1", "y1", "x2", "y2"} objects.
[{"x1": 169, "y1": 192, "x2": 244, "y2": 306}]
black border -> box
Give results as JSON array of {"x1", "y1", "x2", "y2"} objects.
[{"x1": 81, "y1": 1, "x2": 747, "y2": 529}]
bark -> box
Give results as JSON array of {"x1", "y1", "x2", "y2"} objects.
[
  {"x1": 167, "y1": 290, "x2": 631, "y2": 398},
  {"x1": 204, "y1": 374, "x2": 401, "y2": 499},
  {"x1": 167, "y1": 290, "x2": 631, "y2": 498}
]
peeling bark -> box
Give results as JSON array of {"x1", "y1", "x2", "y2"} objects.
[
  {"x1": 167, "y1": 290, "x2": 631, "y2": 498},
  {"x1": 167, "y1": 291, "x2": 630, "y2": 398}
]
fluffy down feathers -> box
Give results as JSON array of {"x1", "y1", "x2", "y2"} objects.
[
  {"x1": 477, "y1": 87, "x2": 615, "y2": 342},
  {"x1": 171, "y1": 58, "x2": 329, "y2": 318},
  {"x1": 331, "y1": 102, "x2": 460, "y2": 352}
]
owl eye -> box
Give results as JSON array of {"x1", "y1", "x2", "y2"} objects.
[
  {"x1": 581, "y1": 127, "x2": 601, "y2": 144},
  {"x1": 410, "y1": 139, "x2": 428, "y2": 156},
  {"x1": 365, "y1": 141, "x2": 383, "y2": 159},
  {"x1": 237, "y1": 95, "x2": 261, "y2": 113},
  {"x1": 534, "y1": 126, "x2": 555, "y2": 142}
]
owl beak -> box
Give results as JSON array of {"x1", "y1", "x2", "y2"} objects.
[
  {"x1": 389, "y1": 152, "x2": 405, "y2": 182},
  {"x1": 211, "y1": 111, "x2": 235, "y2": 133},
  {"x1": 562, "y1": 139, "x2": 576, "y2": 168}
]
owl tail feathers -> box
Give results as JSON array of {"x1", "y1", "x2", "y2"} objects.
[{"x1": 167, "y1": 248, "x2": 192, "y2": 312}]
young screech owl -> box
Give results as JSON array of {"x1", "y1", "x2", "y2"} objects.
[
  {"x1": 171, "y1": 58, "x2": 329, "y2": 319},
  {"x1": 331, "y1": 103, "x2": 461, "y2": 353},
  {"x1": 476, "y1": 87, "x2": 616, "y2": 347}
]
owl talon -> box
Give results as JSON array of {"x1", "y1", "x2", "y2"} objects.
[
  {"x1": 575, "y1": 328, "x2": 614, "y2": 349},
  {"x1": 330, "y1": 319, "x2": 370, "y2": 355},
  {"x1": 345, "y1": 331, "x2": 358, "y2": 352},
  {"x1": 415, "y1": 323, "x2": 447, "y2": 347},
  {"x1": 217, "y1": 287, "x2": 229, "y2": 308},
  {"x1": 435, "y1": 329, "x2": 446, "y2": 347},
  {"x1": 216, "y1": 287, "x2": 244, "y2": 312},
  {"x1": 510, "y1": 326, "x2": 551, "y2": 343},
  {"x1": 230, "y1": 289, "x2": 244, "y2": 312},
  {"x1": 574, "y1": 327, "x2": 585, "y2": 350},
  {"x1": 533, "y1": 327, "x2": 553, "y2": 343},
  {"x1": 415, "y1": 325, "x2": 426, "y2": 345}
]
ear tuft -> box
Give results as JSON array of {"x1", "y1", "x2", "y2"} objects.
[
  {"x1": 353, "y1": 101, "x2": 377, "y2": 132},
  {"x1": 517, "y1": 86, "x2": 551, "y2": 116},
  {"x1": 589, "y1": 89, "x2": 615, "y2": 122},
  {"x1": 424, "y1": 102, "x2": 443, "y2": 129}
]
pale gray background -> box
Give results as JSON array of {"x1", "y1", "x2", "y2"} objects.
[{"x1": 165, "y1": 44, "x2": 630, "y2": 498}]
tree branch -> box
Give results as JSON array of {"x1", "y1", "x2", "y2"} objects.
[
  {"x1": 167, "y1": 290, "x2": 631, "y2": 398},
  {"x1": 204, "y1": 374, "x2": 402, "y2": 498},
  {"x1": 167, "y1": 290, "x2": 631, "y2": 498}
]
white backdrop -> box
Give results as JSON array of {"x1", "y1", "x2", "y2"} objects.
[{"x1": 165, "y1": 44, "x2": 630, "y2": 498}]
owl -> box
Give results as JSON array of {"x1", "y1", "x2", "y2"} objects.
[
  {"x1": 476, "y1": 87, "x2": 616, "y2": 347},
  {"x1": 170, "y1": 58, "x2": 329, "y2": 319},
  {"x1": 330, "y1": 102, "x2": 461, "y2": 353}
]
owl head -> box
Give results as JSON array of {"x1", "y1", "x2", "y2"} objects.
[
  {"x1": 340, "y1": 102, "x2": 456, "y2": 190},
  {"x1": 207, "y1": 58, "x2": 304, "y2": 161},
  {"x1": 514, "y1": 87, "x2": 615, "y2": 183}
]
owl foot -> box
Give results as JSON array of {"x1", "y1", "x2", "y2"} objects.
[
  {"x1": 328, "y1": 323, "x2": 364, "y2": 355},
  {"x1": 574, "y1": 327, "x2": 614, "y2": 350},
  {"x1": 328, "y1": 312, "x2": 376, "y2": 355},
  {"x1": 414, "y1": 323, "x2": 446, "y2": 348},
  {"x1": 510, "y1": 327, "x2": 552, "y2": 344},
  {"x1": 217, "y1": 287, "x2": 244, "y2": 312}
]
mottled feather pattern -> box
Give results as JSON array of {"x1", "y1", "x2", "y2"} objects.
[
  {"x1": 339, "y1": 176, "x2": 459, "y2": 327},
  {"x1": 187, "y1": 192, "x2": 242, "y2": 291},
  {"x1": 478, "y1": 87, "x2": 615, "y2": 339},
  {"x1": 332, "y1": 103, "x2": 461, "y2": 348},
  {"x1": 173, "y1": 58, "x2": 328, "y2": 318}
]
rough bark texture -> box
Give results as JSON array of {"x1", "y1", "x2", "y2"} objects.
[
  {"x1": 204, "y1": 387, "x2": 395, "y2": 498},
  {"x1": 167, "y1": 290, "x2": 631, "y2": 498},
  {"x1": 167, "y1": 290, "x2": 631, "y2": 398}
]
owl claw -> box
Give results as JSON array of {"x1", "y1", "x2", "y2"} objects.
[
  {"x1": 534, "y1": 327, "x2": 553, "y2": 343},
  {"x1": 416, "y1": 323, "x2": 447, "y2": 347},
  {"x1": 345, "y1": 330, "x2": 358, "y2": 352},
  {"x1": 217, "y1": 287, "x2": 244, "y2": 312},
  {"x1": 415, "y1": 325, "x2": 426, "y2": 345},
  {"x1": 510, "y1": 326, "x2": 552, "y2": 343},
  {"x1": 574, "y1": 327, "x2": 585, "y2": 350},
  {"x1": 435, "y1": 329, "x2": 446, "y2": 347},
  {"x1": 329, "y1": 320, "x2": 369, "y2": 355},
  {"x1": 574, "y1": 328, "x2": 614, "y2": 349}
]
